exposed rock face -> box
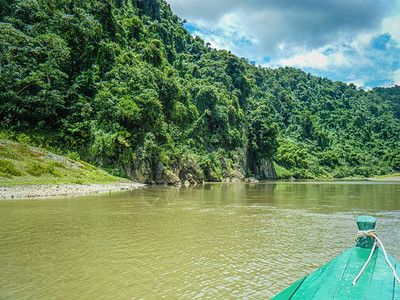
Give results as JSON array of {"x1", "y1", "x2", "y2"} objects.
[
  {"x1": 163, "y1": 170, "x2": 181, "y2": 184},
  {"x1": 244, "y1": 177, "x2": 259, "y2": 183},
  {"x1": 252, "y1": 158, "x2": 277, "y2": 180},
  {"x1": 206, "y1": 172, "x2": 220, "y2": 182},
  {"x1": 217, "y1": 154, "x2": 247, "y2": 182},
  {"x1": 125, "y1": 154, "x2": 203, "y2": 185},
  {"x1": 126, "y1": 157, "x2": 153, "y2": 183},
  {"x1": 123, "y1": 149, "x2": 276, "y2": 184},
  {"x1": 230, "y1": 170, "x2": 245, "y2": 182},
  {"x1": 178, "y1": 156, "x2": 203, "y2": 184}
]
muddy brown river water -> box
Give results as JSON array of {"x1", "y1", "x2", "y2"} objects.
[{"x1": 1, "y1": 181, "x2": 400, "y2": 299}]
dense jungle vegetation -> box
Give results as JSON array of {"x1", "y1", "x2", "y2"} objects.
[{"x1": 1, "y1": 0, "x2": 399, "y2": 183}]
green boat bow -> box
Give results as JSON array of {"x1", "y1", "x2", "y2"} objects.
[{"x1": 272, "y1": 216, "x2": 400, "y2": 299}]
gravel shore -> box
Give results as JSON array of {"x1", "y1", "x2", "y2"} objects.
[{"x1": 0, "y1": 182, "x2": 146, "y2": 200}]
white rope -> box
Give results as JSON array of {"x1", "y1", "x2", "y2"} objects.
[{"x1": 352, "y1": 229, "x2": 400, "y2": 286}]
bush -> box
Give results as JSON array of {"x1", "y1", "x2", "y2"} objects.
[
  {"x1": 275, "y1": 141, "x2": 309, "y2": 169},
  {"x1": 274, "y1": 164, "x2": 291, "y2": 179},
  {"x1": 0, "y1": 145, "x2": 17, "y2": 159},
  {"x1": 27, "y1": 162, "x2": 47, "y2": 176},
  {"x1": 0, "y1": 159, "x2": 23, "y2": 176},
  {"x1": 199, "y1": 151, "x2": 223, "y2": 181},
  {"x1": 26, "y1": 161, "x2": 61, "y2": 177},
  {"x1": 332, "y1": 166, "x2": 352, "y2": 178}
]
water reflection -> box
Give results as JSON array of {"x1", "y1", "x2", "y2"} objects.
[
  {"x1": 139, "y1": 185, "x2": 181, "y2": 207},
  {"x1": 136, "y1": 181, "x2": 400, "y2": 213},
  {"x1": 0, "y1": 182, "x2": 399, "y2": 299}
]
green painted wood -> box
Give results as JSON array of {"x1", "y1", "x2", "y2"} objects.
[
  {"x1": 270, "y1": 277, "x2": 305, "y2": 300},
  {"x1": 367, "y1": 248, "x2": 399, "y2": 299},
  {"x1": 356, "y1": 216, "x2": 376, "y2": 249},
  {"x1": 286, "y1": 261, "x2": 334, "y2": 299},
  {"x1": 290, "y1": 248, "x2": 354, "y2": 299},
  {"x1": 333, "y1": 247, "x2": 378, "y2": 299},
  {"x1": 271, "y1": 216, "x2": 400, "y2": 299},
  {"x1": 393, "y1": 261, "x2": 399, "y2": 299},
  {"x1": 310, "y1": 248, "x2": 355, "y2": 299}
]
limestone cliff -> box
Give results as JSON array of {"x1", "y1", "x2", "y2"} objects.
[
  {"x1": 123, "y1": 149, "x2": 277, "y2": 184},
  {"x1": 251, "y1": 158, "x2": 277, "y2": 180}
]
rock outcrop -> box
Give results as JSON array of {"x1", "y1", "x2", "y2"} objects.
[
  {"x1": 252, "y1": 158, "x2": 277, "y2": 180},
  {"x1": 124, "y1": 154, "x2": 203, "y2": 185},
  {"x1": 122, "y1": 148, "x2": 276, "y2": 185}
]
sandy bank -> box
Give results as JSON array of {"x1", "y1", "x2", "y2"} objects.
[{"x1": 0, "y1": 182, "x2": 146, "y2": 200}]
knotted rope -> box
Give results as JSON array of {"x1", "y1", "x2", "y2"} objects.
[{"x1": 352, "y1": 229, "x2": 400, "y2": 286}]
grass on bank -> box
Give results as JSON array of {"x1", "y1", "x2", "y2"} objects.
[
  {"x1": 371, "y1": 173, "x2": 400, "y2": 179},
  {"x1": 0, "y1": 139, "x2": 130, "y2": 187}
]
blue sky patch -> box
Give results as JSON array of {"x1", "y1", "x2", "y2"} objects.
[
  {"x1": 371, "y1": 33, "x2": 392, "y2": 50},
  {"x1": 170, "y1": 0, "x2": 400, "y2": 88}
]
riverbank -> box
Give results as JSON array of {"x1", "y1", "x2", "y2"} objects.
[
  {"x1": 367, "y1": 177, "x2": 400, "y2": 181},
  {"x1": 0, "y1": 182, "x2": 146, "y2": 200},
  {"x1": 339, "y1": 174, "x2": 400, "y2": 181},
  {"x1": 0, "y1": 138, "x2": 147, "y2": 199}
]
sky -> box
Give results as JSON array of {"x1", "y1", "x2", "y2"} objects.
[{"x1": 168, "y1": 0, "x2": 400, "y2": 89}]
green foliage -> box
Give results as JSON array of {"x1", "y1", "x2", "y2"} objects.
[
  {"x1": 385, "y1": 149, "x2": 400, "y2": 171},
  {"x1": 274, "y1": 164, "x2": 291, "y2": 180},
  {"x1": 141, "y1": 40, "x2": 165, "y2": 67},
  {"x1": 199, "y1": 151, "x2": 224, "y2": 181},
  {"x1": 0, "y1": 22, "x2": 70, "y2": 129},
  {"x1": 90, "y1": 128, "x2": 131, "y2": 158},
  {"x1": 0, "y1": 138, "x2": 128, "y2": 185},
  {"x1": 248, "y1": 99, "x2": 278, "y2": 162},
  {"x1": 26, "y1": 161, "x2": 61, "y2": 177},
  {"x1": 275, "y1": 140, "x2": 309, "y2": 170},
  {"x1": 1, "y1": 0, "x2": 399, "y2": 182},
  {"x1": 250, "y1": 67, "x2": 400, "y2": 178},
  {"x1": 195, "y1": 86, "x2": 218, "y2": 114},
  {"x1": 0, "y1": 159, "x2": 23, "y2": 176}
]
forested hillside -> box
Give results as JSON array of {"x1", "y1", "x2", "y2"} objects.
[{"x1": 1, "y1": 0, "x2": 399, "y2": 183}]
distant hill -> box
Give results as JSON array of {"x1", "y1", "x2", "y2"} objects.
[{"x1": 1, "y1": 0, "x2": 399, "y2": 183}]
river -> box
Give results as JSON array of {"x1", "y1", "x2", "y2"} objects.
[{"x1": 1, "y1": 181, "x2": 400, "y2": 299}]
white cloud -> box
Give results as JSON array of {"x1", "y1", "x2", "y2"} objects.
[
  {"x1": 186, "y1": 12, "x2": 259, "y2": 60},
  {"x1": 169, "y1": 0, "x2": 389, "y2": 58},
  {"x1": 168, "y1": 0, "x2": 400, "y2": 88},
  {"x1": 274, "y1": 43, "x2": 352, "y2": 71},
  {"x1": 330, "y1": 52, "x2": 351, "y2": 68},
  {"x1": 383, "y1": 17, "x2": 400, "y2": 44},
  {"x1": 393, "y1": 69, "x2": 400, "y2": 85},
  {"x1": 279, "y1": 51, "x2": 328, "y2": 69}
]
